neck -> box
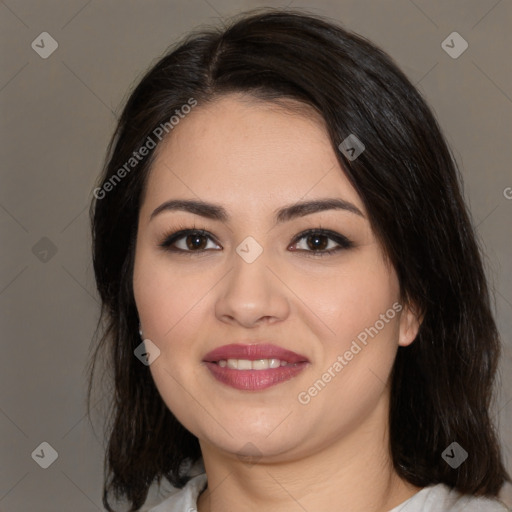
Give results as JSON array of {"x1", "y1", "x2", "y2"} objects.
[{"x1": 196, "y1": 392, "x2": 422, "y2": 512}]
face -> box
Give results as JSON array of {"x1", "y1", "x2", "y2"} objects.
[{"x1": 133, "y1": 93, "x2": 419, "y2": 462}]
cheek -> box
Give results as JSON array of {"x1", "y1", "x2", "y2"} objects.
[
  {"x1": 302, "y1": 258, "x2": 402, "y2": 410},
  {"x1": 133, "y1": 249, "x2": 211, "y2": 344},
  {"x1": 294, "y1": 280, "x2": 401, "y2": 433},
  {"x1": 286, "y1": 251, "x2": 400, "y2": 351},
  {"x1": 133, "y1": 252, "x2": 211, "y2": 431},
  {"x1": 133, "y1": 251, "x2": 217, "y2": 398}
]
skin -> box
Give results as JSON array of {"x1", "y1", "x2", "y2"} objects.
[{"x1": 133, "y1": 93, "x2": 422, "y2": 512}]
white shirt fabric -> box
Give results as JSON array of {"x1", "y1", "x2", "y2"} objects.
[{"x1": 148, "y1": 473, "x2": 510, "y2": 511}]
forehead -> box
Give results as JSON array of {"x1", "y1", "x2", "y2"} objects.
[{"x1": 141, "y1": 93, "x2": 365, "y2": 217}]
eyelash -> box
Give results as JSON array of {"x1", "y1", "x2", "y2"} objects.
[{"x1": 158, "y1": 223, "x2": 354, "y2": 257}]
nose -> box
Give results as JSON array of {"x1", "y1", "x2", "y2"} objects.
[{"x1": 214, "y1": 245, "x2": 291, "y2": 328}]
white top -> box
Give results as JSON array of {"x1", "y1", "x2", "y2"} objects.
[{"x1": 148, "y1": 473, "x2": 510, "y2": 511}]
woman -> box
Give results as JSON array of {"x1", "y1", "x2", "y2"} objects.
[{"x1": 88, "y1": 9, "x2": 510, "y2": 512}]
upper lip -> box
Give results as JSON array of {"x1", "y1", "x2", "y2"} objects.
[{"x1": 203, "y1": 343, "x2": 309, "y2": 364}]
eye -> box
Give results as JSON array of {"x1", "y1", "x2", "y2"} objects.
[
  {"x1": 289, "y1": 229, "x2": 354, "y2": 256},
  {"x1": 159, "y1": 229, "x2": 221, "y2": 253},
  {"x1": 158, "y1": 227, "x2": 354, "y2": 256}
]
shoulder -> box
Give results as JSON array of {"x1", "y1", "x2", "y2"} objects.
[
  {"x1": 389, "y1": 483, "x2": 511, "y2": 512},
  {"x1": 147, "y1": 473, "x2": 207, "y2": 512}
]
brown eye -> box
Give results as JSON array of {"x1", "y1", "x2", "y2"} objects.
[
  {"x1": 305, "y1": 233, "x2": 329, "y2": 251},
  {"x1": 185, "y1": 233, "x2": 208, "y2": 250},
  {"x1": 289, "y1": 229, "x2": 354, "y2": 256},
  {"x1": 159, "y1": 229, "x2": 222, "y2": 253}
]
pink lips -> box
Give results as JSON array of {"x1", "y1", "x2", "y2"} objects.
[{"x1": 203, "y1": 343, "x2": 309, "y2": 391}]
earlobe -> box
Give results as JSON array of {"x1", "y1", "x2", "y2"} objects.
[{"x1": 398, "y1": 303, "x2": 423, "y2": 347}]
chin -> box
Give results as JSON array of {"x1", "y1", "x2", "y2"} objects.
[
  {"x1": 212, "y1": 435, "x2": 300, "y2": 461},
  {"x1": 197, "y1": 418, "x2": 305, "y2": 458}
]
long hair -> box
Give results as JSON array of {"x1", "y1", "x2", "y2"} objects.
[{"x1": 88, "y1": 8, "x2": 509, "y2": 511}]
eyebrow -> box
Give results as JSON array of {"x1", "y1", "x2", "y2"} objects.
[{"x1": 150, "y1": 197, "x2": 365, "y2": 223}]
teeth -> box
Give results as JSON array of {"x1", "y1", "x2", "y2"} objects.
[
  {"x1": 236, "y1": 359, "x2": 252, "y2": 370},
  {"x1": 252, "y1": 359, "x2": 269, "y2": 370},
  {"x1": 220, "y1": 358, "x2": 288, "y2": 370}
]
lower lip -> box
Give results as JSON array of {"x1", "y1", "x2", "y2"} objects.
[{"x1": 204, "y1": 362, "x2": 308, "y2": 390}]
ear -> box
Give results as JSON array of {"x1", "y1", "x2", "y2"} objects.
[{"x1": 398, "y1": 302, "x2": 423, "y2": 347}]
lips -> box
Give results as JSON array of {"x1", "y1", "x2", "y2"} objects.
[
  {"x1": 203, "y1": 343, "x2": 309, "y2": 391},
  {"x1": 203, "y1": 343, "x2": 309, "y2": 364}
]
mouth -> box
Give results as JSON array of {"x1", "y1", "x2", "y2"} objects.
[
  {"x1": 203, "y1": 343, "x2": 309, "y2": 391},
  {"x1": 215, "y1": 358, "x2": 297, "y2": 369}
]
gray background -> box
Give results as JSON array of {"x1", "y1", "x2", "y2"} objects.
[{"x1": 0, "y1": 1, "x2": 511, "y2": 510}]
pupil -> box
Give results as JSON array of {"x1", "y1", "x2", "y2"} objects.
[
  {"x1": 187, "y1": 234, "x2": 206, "y2": 250},
  {"x1": 308, "y1": 234, "x2": 327, "y2": 250}
]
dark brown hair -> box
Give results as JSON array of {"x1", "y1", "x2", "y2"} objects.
[{"x1": 88, "y1": 8, "x2": 509, "y2": 511}]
